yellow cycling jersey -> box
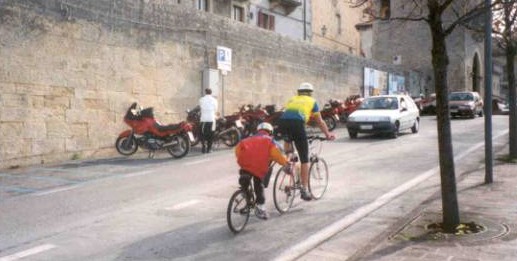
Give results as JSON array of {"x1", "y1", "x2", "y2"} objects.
[{"x1": 281, "y1": 95, "x2": 320, "y2": 123}]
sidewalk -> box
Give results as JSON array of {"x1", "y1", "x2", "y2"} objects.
[{"x1": 300, "y1": 144, "x2": 517, "y2": 261}]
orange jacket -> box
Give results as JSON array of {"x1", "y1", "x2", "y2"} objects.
[{"x1": 235, "y1": 131, "x2": 288, "y2": 180}]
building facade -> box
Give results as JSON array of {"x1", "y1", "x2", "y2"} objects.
[
  {"x1": 171, "y1": 0, "x2": 309, "y2": 41},
  {"x1": 311, "y1": 0, "x2": 365, "y2": 55},
  {"x1": 357, "y1": 0, "x2": 491, "y2": 98}
]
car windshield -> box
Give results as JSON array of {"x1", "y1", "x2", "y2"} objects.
[
  {"x1": 358, "y1": 97, "x2": 399, "y2": 110},
  {"x1": 449, "y1": 93, "x2": 473, "y2": 101}
]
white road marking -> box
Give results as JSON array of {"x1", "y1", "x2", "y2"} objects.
[
  {"x1": 165, "y1": 199, "x2": 201, "y2": 210},
  {"x1": 0, "y1": 244, "x2": 56, "y2": 261},
  {"x1": 274, "y1": 130, "x2": 509, "y2": 261},
  {"x1": 123, "y1": 170, "x2": 154, "y2": 178},
  {"x1": 33, "y1": 185, "x2": 81, "y2": 196},
  {"x1": 183, "y1": 158, "x2": 211, "y2": 166}
]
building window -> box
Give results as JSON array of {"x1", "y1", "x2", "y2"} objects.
[
  {"x1": 380, "y1": 0, "x2": 390, "y2": 19},
  {"x1": 258, "y1": 11, "x2": 275, "y2": 31},
  {"x1": 197, "y1": 0, "x2": 208, "y2": 11},
  {"x1": 336, "y1": 14, "x2": 342, "y2": 34},
  {"x1": 233, "y1": 5, "x2": 244, "y2": 22}
]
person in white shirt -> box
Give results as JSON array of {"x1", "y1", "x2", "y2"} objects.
[{"x1": 199, "y1": 88, "x2": 218, "y2": 153}]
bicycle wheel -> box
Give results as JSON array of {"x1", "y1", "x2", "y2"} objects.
[
  {"x1": 273, "y1": 168, "x2": 296, "y2": 214},
  {"x1": 227, "y1": 190, "x2": 250, "y2": 234},
  {"x1": 308, "y1": 157, "x2": 329, "y2": 200}
]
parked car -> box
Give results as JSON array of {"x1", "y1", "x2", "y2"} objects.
[
  {"x1": 346, "y1": 95, "x2": 420, "y2": 139},
  {"x1": 448, "y1": 91, "x2": 483, "y2": 118},
  {"x1": 415, "y1": 93, "x2": 436, "y2": 115}
]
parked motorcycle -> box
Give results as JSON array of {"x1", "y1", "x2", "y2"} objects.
[
  {"x1": 339, "y1": 95, "x2": 363, "y2": 122},
  {"x1": 116, "y1": 102, "x2": 194, "y2": 159},
  {"x1": 239, "y1": 104, "x2": 269, "y2": 138},
  {"x1": 186, "y1": 106, "x2": 242, "y2": 148},
  {"x1": 308, "y1": 101, "x2": 340, "y2": 131},
  {"x1": 262, "y1": 104, "x2": 283, "y2": 132}
]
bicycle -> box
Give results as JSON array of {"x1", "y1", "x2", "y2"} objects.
[
  {"x1": 226, "y1": 168, "x2": 272, "y2": 234},
  {"x1": 272, "y1": 135, "x2": 329, "y2": 214}
]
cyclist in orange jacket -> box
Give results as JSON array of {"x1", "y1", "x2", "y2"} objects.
[{"x1": 235, "y1": 122, "x2": 289, "y2": 220}]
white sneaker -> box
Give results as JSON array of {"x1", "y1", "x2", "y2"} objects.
[{"x1": 255, "y1": 204, "x2": 269, "y2": 220}]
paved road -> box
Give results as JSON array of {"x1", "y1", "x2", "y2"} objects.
[{"x1": 0, "y1": 115, "x2": 508, "y2": 260}]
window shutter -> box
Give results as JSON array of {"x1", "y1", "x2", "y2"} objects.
[
  {"x1": 258, "y1": 11, "x2": 264, "y2": 28},
  {"x1": 269, "y1": 15, "x2": 275, "y2": 31}
]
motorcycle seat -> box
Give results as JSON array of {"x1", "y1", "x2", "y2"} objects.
[{"x1": 154, "y1": 122, "x2": 182, "y2": 132}]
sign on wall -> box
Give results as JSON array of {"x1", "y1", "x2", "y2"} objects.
[
  {"x1": 389, "y1": 74, "x2": 406, "y2": 94},
  {"x1": 364, "y1": 67, "x2": 388, "y2": 97},
  {"x1": 217, "y1": 46, "x2": 232, "y2": 72}
]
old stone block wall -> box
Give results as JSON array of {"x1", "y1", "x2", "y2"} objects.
[{"x1": 0, "y1": 0, "x2": 418, "y2": 169}]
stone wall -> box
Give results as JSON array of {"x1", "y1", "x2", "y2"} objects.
[{"x1": 0, "y1": 0, "x2": 419, "y2": 169}]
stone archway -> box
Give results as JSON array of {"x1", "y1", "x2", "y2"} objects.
[{"x1": 472, "y1": 53, "x2": 481, "y2": 93}]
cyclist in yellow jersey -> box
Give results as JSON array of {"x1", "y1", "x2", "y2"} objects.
[{"x1": 275, "y1": 82, "x2": 336, "y2": 201}]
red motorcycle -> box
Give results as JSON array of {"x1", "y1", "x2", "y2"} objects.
[
  {"x1": 339, "y1": 95, "x2": 363, "y2": 122},
  {"x1": 186, "y1": 106, "x2": 242, "y2": 148},
  {"x1": 308, "y1": 101, "x2": 340, "y2": 131},
  {"x1": 262, "y1": 104, "x2": 283, "y2": 132},
  {"x1": 239, "y1": 104, "x2": 269, "y2": 138},
  {"x1": 116, "y1": 102, "x2": 194, "y2": 158}
]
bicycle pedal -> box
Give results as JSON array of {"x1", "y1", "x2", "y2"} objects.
[{"x1": 239, "y1": 208, "x2": 250, "y2": 215}]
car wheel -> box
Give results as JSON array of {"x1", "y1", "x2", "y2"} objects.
[
  {"x1": 411, "y1": 119, "x2": 419, "y2": 133},
  {"x1": 348, "y1": 131, "x2": 358, "y2": 139},
  {"x1": 479, "y1": 109, "x2": 484, "y2": 117},
  {"x1": 390, "y1": 122, "x2": 399, "y2": 139}
]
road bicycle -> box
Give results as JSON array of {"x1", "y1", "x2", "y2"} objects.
[{"x1": 272, "y1": 135, "x2": 329, "y2": 214}]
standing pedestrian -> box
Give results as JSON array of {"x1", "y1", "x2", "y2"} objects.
[{"x1": 199, "y1": 88, "x2": 218, "y2": 153}]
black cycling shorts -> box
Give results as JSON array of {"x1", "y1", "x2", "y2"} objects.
[{"x1": 274, "y1": 119, "x2": 309, "y2": 163}]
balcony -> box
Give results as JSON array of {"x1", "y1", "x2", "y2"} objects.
[{"x1": 270, "y1": 0, "x2": 302, "y2": 14}]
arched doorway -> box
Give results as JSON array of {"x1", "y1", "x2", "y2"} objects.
[{"x1": 472, "y1": 54, "x2": 481, "y2": 93}]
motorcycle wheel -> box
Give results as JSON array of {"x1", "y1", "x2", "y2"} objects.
[
  {"x1": 166, "y1": 134, "x2": 190, "y2": 158},
  {"x1": 220, "y1": 128, "x2": 241, "y2": 147},
  {"x1": 324, "y1": 116, "x2": 337, "y2": 131},
  {"x1": 115, "y1": 136, "x2": 138, "y2": 156}
]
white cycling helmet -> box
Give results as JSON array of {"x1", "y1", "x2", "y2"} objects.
[
  {"x1": 257, "y1": 122, "x2": 274, "y2": 133},
  {"x1": 298, "y1": 82, "x2": 314, "y2": 92}
]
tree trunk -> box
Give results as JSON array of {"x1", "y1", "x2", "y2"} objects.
[
  {"x1": 427, "y1": 4, "x2": 460, "y2": 233},
  {"x1": 504, "y1": 2, "x2": 517, "y2": 158}
]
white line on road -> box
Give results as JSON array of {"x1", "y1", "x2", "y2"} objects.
[
  {"x1": 33, "y1": 185, "x2": 82, "y2": 196},
  {"x1": 183, "y1": 159, "x2": 211, "y2": 166},
  {"x1": 123, "y1": 170, "x2": 154, "y2": 178},
  {"x1": 273, "y1": 130, "x2": 508, "y2": 261},
  {"x1": 0, "y1": 244, "x2": 57, "y2": 261},
  {"x1": 165, "y1": 199, "x2": 201, "y2": 210}
]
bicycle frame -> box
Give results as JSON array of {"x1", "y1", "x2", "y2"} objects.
[{"x1": 272, "y1": 135, "x2": 329, "y2": 213}]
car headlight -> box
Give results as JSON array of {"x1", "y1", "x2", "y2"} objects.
[{"x1": 348, "y1": 116, "x2": 356, "y2": 122}]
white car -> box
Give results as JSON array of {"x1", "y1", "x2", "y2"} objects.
[{"x1": 346, "y1": 95, "x2": 420, "y2": 139}]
